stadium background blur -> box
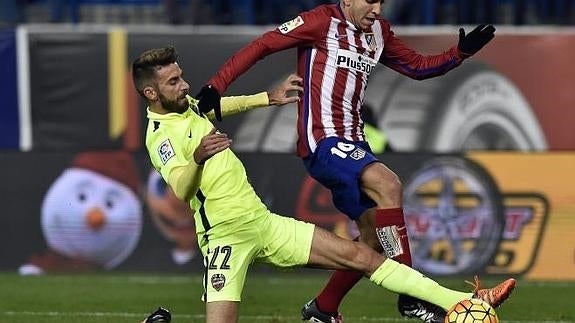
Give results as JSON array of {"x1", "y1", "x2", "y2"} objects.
[
  {"x1": 2, "y1": 0, "x2": 575, "y2": 25},
  {"x1": 1, "y1": 1, "x2": 574, "y2": 322}
]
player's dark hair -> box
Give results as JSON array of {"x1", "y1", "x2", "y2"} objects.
[{"x1": 131, "y1": 46, "x2": 179, "y2": 98}]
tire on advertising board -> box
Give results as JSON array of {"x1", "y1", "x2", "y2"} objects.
[
  {"x1": 366, "y1": 60, "x2": 547, "y2": 152},
  {"x1": 402, "y1": 156, "x2": 505, "y2": 276}
]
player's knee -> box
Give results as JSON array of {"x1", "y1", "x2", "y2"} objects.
[{"x1": 352, "y1": 242, "x2": 384, "y2": 273}]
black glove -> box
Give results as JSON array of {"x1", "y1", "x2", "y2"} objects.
[
  {"x1": 458, "y1": 24, "x2": 496, "y2": 57},
  {"x1": 196, "y1": 85, "x2": 222, "y2": 121},
  {"x1": 144, "y1": 307, "x2": 171, "y2": 323}
]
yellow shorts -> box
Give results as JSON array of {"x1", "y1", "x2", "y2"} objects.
[{"x1": 198, "y1": 211, "x2": 315, "y2": 302}]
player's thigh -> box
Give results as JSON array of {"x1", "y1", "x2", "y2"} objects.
[
  {"x1": 199, "y1": 230, "x2": 259, "y2": 302},
  {"x1": 360, "y1": 161, "x2": 402, "y2": 204},
  {"x1": 258, "y1": 213, "x2": 315, "y2": 267},
  {"x1": 206, "y1": 301, "x2": 239, "y2": 323},
  {"x1": 304, "y1": 137, "x2": 378, "y2": 219}
]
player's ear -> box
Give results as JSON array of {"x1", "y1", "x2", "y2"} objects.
[{"x1": 143, "y1": 86, "x2": 157, "y2": 101}]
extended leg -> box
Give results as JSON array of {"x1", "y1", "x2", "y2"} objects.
[{"x1": 307, "y1": 226, "x2": 516, "y2": 311}]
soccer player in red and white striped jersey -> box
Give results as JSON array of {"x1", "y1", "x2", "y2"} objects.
[{"x1": 198, "y1": 1, "x2": 495, "y2": 322}]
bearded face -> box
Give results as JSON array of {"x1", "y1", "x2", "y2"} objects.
[
  {"x1": 159, "y1": 91, "x2": 189, "y2": 113},
  {"x1": 152, "y1": 62, "x2": 191, "y2": 114}
]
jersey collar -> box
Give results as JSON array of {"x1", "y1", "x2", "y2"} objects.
[{"x1": 147, "y1": 105, "x2": 193, "y2": 121}]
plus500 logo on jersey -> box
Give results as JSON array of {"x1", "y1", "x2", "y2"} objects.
[{"x1": 335, "y1": 49, "x2": 377, "y2": 74}]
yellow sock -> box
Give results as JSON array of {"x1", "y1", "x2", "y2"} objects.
[{"x1": 369, "y1": 259, "x2": 472, "y2": 310}]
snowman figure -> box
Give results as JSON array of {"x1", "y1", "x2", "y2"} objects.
[{"x1": 19, "y1": 151, "x2": 142, "y2": 275}]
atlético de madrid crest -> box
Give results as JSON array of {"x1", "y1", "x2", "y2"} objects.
[
  {"x1": 211, "y1": 274, "x2": 226, "y2": 291},
  {"x1": 364, "y1": 33, "x2": 377, "y2": 51}
]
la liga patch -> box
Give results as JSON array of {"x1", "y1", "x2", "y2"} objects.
[
  {"x1": 278, "y1": 16, "x2": 304, "y2": 34},
  {"x1": 158, "y1": 139, "x2": 175, "y2": 165}
]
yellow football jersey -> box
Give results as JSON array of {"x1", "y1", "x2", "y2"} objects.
[{"x1": 146, "y1": 96, "x2": 268, "y2": 234}]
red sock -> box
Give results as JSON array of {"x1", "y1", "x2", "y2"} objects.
[
  {"x1": 315, "y1": 269, "x2": 364, "y2": 314},
  {"x1": 315, "y1": 236, "x2": 362, "y2": 313},
  {"x1": 375, "y1": 207, "x2": 412, "y2": 267}
]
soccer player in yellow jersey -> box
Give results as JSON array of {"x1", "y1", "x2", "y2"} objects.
[{"x1": 133, "y1": 46, "x2": 516, "y2": 323}]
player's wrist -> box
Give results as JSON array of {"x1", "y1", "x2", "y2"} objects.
[
  {"x1": 207, "y1": 82, "x2": 223, "y2": 96},
  {"x1": 192, "y1": 151, "x2": 206, "y2": 166},
  {"x1": 456, "y1": 48, "x2": 473, "y2": 59}
]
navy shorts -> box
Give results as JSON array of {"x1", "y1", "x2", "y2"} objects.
[{"x1": 303, "y1": 137, "x2": 379, "y2": 220}]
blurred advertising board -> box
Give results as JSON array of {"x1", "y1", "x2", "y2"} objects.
[
  {"x1": 468, "y1": 153, "x2": 575, "y2": 280},
  {"x1": 2, "y1": 25, "x2": 574, "y2": 151},
  {"x1": 0, "y1": 151, "x2": 573, "y2": 280}
]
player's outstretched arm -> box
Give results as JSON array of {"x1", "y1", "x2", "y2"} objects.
[
  {"x1": 381, "y1": 24, "x2": 495, "y2": 80},
  {"x1": 204, "y1": 73, "x2": 303, "y2": 120}
]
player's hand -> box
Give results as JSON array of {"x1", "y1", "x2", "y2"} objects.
[
  {"x1": 196, "y1": 85, "x2": 222, "y2": 121},
  {"x1": 458, "y1": 24, "x2": 496, "y2": 57},
  {"x1": 193, "y1": 128, "x2": 232, "y2": 165},
  {"x1": 141, "y1": 307, "x2": 171, "y2": 323},
  {"x1": 268, "y1": 74, "x2": 304, "y2": 106}
]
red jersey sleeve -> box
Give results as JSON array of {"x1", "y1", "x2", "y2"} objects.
[
  {"x1": 208, "y1": 8, "x2": 330, "y2": 94},
  {"x1": 379, "y1": 21, "x2": 466, "y2": 80}
]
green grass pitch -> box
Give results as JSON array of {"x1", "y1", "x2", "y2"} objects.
[{"x1": 1, "y1": 271, "x2": 573, "y2": 323}]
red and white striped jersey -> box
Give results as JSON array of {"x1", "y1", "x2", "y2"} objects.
[{"x1": 209, "y1": 4, "x2": 465, "y2": 158}]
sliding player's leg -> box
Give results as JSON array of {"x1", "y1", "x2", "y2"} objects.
[{"x1": 306, "y1": 226, "x2": 516, "y2": 318}]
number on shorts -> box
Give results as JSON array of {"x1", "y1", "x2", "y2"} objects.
[
  {"x1": 330, "y1": 142, "x2": 356, "y2": 159},
  {"x1": 208, "y1": 245, "x2": 232, "y2": 270}
]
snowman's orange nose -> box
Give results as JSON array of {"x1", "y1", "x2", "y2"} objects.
[{"x1": 86, "y1": 208, "x2": 106, "y2": 231}]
